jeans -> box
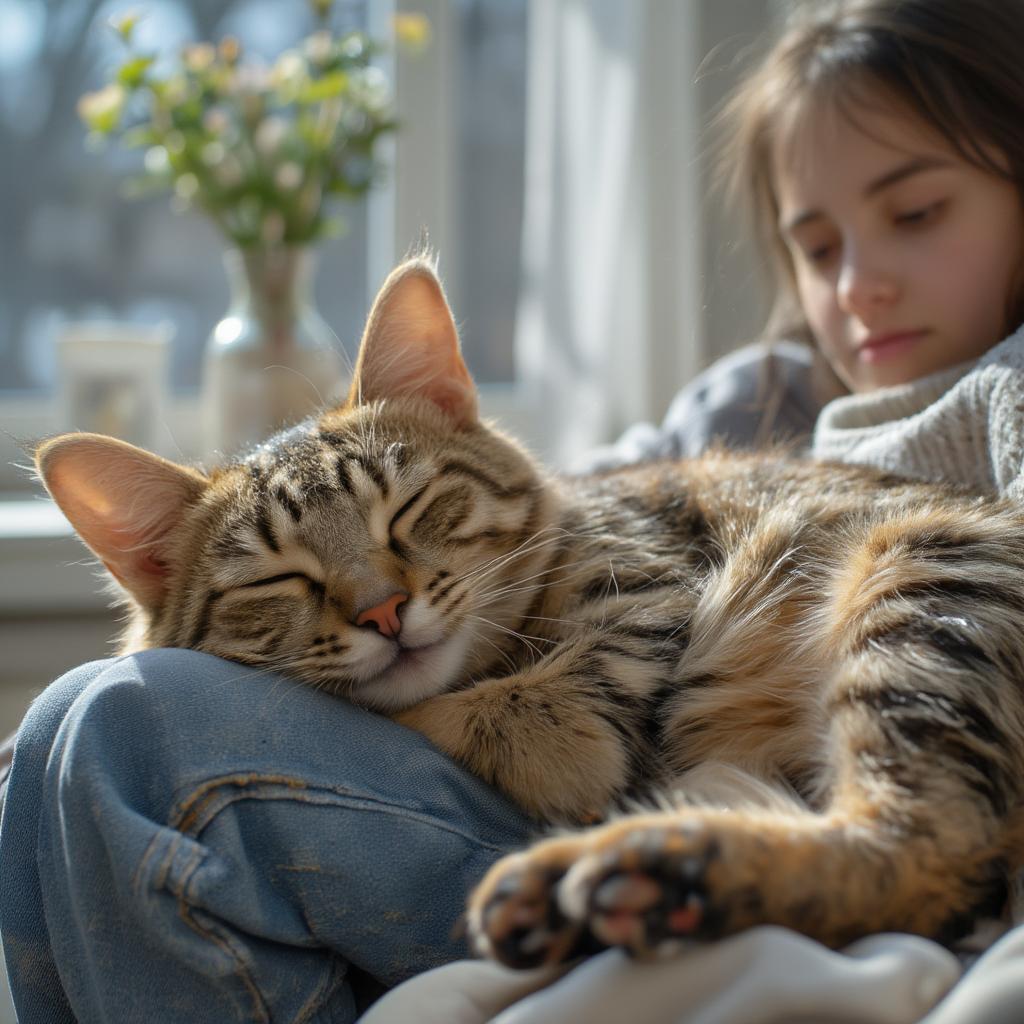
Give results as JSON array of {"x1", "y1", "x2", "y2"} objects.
[{"x1": 0, "y1": 650, "x2": 534, "y2": 1023}]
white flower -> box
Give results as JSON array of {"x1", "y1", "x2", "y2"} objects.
[
  {"x1": 271, "y1": 50, "x2": 306, "y2": 90},
  {"x1": 304, "y1": 30, "x2": 333, "y2": 66},
  {"x1": 232, "y1": 62, "x2": 270, "y2": 95},
  {"x1": 201, "y1": 140, "x2": 226, "y2": 166},
  {"x1": 350, "y1": 66, "x2": 390, "y2": 112},
  {"x1": 183, "y1": 43, "x2": 216, "y2": 73},
  {"x1": 254, "y1": 116, "x2": 288, "y2": 155},
  {"x1": 274, "y1": 162, "x2": 303, "y2": 190},
  {"x1": 77, "y1": 84, "x2": 126, "y2": 133},
  {"x1": 143, "y1": 145, "x2": 169, "y2": 175}
]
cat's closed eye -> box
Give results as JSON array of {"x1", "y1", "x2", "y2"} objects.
[
  {"x1": 389, "y1": 486, "x2": 431, "y2": 534},
  {"x1": 236, "y1": 572, "x2": 326, "y2": 601},
  {"x1": 239, "y1": 572, "x2": 314, "y2": 589}
]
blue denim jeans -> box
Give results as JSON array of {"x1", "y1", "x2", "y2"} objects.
[{"x1": 0, "y1": 650, "x2": 534, "y2": 1023}]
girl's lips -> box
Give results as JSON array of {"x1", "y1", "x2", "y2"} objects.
[{"x1": 857, "y1": 329, "x2": 928, "y2": 364}]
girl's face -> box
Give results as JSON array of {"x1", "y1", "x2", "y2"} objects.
[{"x1": 774, "y1": 98, "x2": 1024, "y2": 392}]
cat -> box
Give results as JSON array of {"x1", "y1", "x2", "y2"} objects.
[{"x1": 37, "y1": 257, "x2": 1024, "y2": 969}]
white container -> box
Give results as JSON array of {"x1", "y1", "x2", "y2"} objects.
[{"x1": 56, "y1": 321, "x2": 173, "y2": 454}]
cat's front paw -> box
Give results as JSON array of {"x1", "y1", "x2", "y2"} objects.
[
  {"x1": 557, "y1": 817, "x2": 725, "y2": 957},
  {"x1": 467, "y1": 836, "x2": 602, "y2": 968},
  {"x1": 470, "y1": 813, "x2": 751, "y2": 967}
]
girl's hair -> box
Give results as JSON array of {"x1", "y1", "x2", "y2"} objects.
[{"x1": 720, "y1": 0, "x2": 1024, "y2": 348}]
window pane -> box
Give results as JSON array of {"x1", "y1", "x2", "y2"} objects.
[
  {"x1": 1, "y1": 0, "x2": 370, "y2": 396},
  {"x1": 452, "y1": 0, "x2": 526, "y2": 385}
]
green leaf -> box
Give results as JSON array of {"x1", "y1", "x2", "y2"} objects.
[
  {"x1": 122, "y1": 126, "x2": 161, "y2": 149},
  {"x1": 298, "y1": 70, "x2": 348, "y2": 104},
  {"x1": 117, "y1": 55, "x2": 156, "y2": 88}
]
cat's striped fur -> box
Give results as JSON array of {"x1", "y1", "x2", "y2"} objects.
[{"x1": 37, "y1": 258, "x2": 1024, "y2": 965}]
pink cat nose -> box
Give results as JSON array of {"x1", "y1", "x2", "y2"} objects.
[{"x1": 355, "y1": 592, "x2": 408, "y2": 638}]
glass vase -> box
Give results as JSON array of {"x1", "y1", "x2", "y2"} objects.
[{"x1": 200, "y1": 246, "x2": 347, "y2": 459}]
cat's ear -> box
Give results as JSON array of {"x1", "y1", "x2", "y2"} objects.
[
  {"x1": 349, "y1": 259, "x2": 479, "y2": 427},
  {"x1": 35, "y1": 433, "x2": 209, "y2": 609}
]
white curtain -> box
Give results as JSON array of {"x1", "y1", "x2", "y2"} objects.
[{"x1": 515, "y1": 0, "x2": 704, "y2": 468}]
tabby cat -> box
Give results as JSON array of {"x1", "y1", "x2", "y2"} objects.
[{"x1": 37, "y1": 258, "x2": 1024, "y2": 968}]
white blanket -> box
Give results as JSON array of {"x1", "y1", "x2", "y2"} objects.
[{"x1": 362, "y1": 923, "x2": 1024, "y2": 1024}]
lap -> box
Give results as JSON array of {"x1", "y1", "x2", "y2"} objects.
[{"x1": 1, "y1": 650, "x2": 532, "y2": 1023}]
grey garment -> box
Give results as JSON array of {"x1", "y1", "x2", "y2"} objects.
[{"x1": 573, "y1": 341, "x2": 822, "y2": 474}]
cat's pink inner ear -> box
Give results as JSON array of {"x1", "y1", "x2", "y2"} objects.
[
  {"x1": 36, "y1": 434, "x2": 208, "y2": 609},
  {"x1": 351, "y1": 262, "x2": 479, "y2": 427}
]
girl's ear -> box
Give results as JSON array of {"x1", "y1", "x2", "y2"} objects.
[
  {"x1": 349, "y1": 259, "x2": 479, "y2": 427},
  {"x1": 35, "y1": 433, "x2": 209, "y2": 609}
]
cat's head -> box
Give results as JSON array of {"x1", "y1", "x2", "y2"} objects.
[{"x1": 36, "y1": 258, "x2": 560, "y2": 711}]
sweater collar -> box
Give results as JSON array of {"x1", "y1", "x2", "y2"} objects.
[{"x1": 814, "y1": 360, "x2": 975, "y2": 436}]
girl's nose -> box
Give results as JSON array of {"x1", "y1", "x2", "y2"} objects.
[{"x1": 836, "y1": 250, "x2": 899, "y2": 318}]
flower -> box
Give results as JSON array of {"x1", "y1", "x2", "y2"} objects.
[
  {"x1": 393, "y1": 13, "x2": 432, "y2": 54},
  {"x1": 78, "y1": 84, "x2": 127, "y2": 134},
  {"x1": 79, "y1": 1, "x2": 418, "y2": 249}
]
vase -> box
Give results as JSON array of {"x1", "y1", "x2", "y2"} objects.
[{"x1": 200, "y1": 246, "x2": 347, "y2": 459}]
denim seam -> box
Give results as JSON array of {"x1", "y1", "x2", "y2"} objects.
[
  {"x1": 291, "y1": 955, "x2": 349, "y2": 1024},
  {"x1": 131, "y1": 772, "x2": 518, "y2": 1023},
  {"x1": 176, "y1": 841, "x2": 273, "y2": 1024},
  {"x1": 167, "y1": 771, "x2": 522, "y2": 854},
  {"x1": 132, "y1": 831, "x2": 272, "y2": 1022}
]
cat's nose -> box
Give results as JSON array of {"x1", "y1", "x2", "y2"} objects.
[{"x1": 355, "y1": 592, "x2": 408, "y2": 638}]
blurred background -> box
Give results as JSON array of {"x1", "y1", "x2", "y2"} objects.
[
  {"x1": 0, "y1": 1, "x2": 784, "y2": 1013},
  {"x1": 0, "y1": 0, "x2": 788, "y2": 740},
  {"x1": 0, "y1": 0, "x2": 792, "y2": 747}
]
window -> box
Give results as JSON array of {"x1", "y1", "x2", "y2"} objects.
[{"x1": 0, "y1": 0, "x2": 529, "y2": 493}]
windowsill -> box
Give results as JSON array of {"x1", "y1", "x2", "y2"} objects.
[
  {"x1": 0, "y1": 497, "x2": 107, "y2": 615},
  {"x1": 0, "y1": 383, "x2": 547, "y2": 616}
]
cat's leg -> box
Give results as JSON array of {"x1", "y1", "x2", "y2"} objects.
[
  {"x1": 392, "y1": 619, "x2": 683, "y2": 824},
  {"x1": 470, "y1": 759, "x2": 1019, "y2": 967},
  {"x1": 469, "y1": 508, "x2": 1024, "y2": 965}
]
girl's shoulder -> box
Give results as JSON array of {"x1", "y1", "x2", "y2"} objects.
[{"x1": 575, "y1": 341, "x2": 822, "y2": 473}]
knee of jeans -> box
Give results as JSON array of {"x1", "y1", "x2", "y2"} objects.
[
  {"x1": 50, "y1": 651, "x2": 258, "y2": 803},
  {"x1": 71, "y1": 648, "x2": 283, "y2": 736}
]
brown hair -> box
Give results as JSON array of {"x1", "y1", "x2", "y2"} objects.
[{"x1": 719, "y1": 0, "x2": 1024, "y2": 350}]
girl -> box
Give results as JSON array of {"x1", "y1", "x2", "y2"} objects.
[{"x1": 5, "y1": 2, "x2": 1024, "y2": 1022}]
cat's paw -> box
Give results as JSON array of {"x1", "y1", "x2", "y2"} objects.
[
  {"x1": 467, "y1": 836, "x2": 602, "y2": 968},
  {"x1": 556, "y1": 818, "x2": 725, "y2": 957}
]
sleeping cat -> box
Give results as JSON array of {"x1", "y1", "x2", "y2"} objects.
[{"x1": 37, "y1": 258, "x2": 1024, "y2": 969}]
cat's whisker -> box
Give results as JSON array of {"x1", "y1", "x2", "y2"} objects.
[
  {"x1": 455, "y1": 529, "x2": 572, "y2": 587},
  {"x1": 468, "y1": 614, "x2": 554, "y2": 661},
  {"x1": 463, "y1": 622, "x2": 521, "y2": 677},
  {"x1": 472, "y1": 556, "x2": 591, "y2": 595},
  {"x1": 471, "y1": 560, "x2": 595, "y2": 606},
  {"x1": 520, "y1": 613, "x2": 584, "y2": 628}
]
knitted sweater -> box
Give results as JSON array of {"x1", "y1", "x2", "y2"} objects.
[{"x1": 812, "y1": 325, "x2": 1024, "y2": 500}]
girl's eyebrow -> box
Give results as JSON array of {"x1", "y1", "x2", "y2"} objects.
[{"x1": 781, "y1": 156, "x2": 953, "y2": 235}]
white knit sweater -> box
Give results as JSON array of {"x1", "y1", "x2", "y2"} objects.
[{"x1": 812, "y1": 325, "x2": 1024, "y2": 499}]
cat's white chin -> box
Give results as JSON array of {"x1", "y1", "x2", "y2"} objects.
[{"x1": 347, "y1": 631, "x2": 472, "y2": 713}]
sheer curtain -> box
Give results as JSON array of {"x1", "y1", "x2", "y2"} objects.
[{"x1": 515, "y1": 0, "x2": 773, "y2": 468}]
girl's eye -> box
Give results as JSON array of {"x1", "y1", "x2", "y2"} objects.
[
  {"x1": 798, "y1": 239, "x2": 837, "y2": 267},
  {"x1": 807, "y1": 244, "x2": 835, "y2": 265},
  {"x1": 894, "y1": 200, "x2": 945, "y2": 226}
]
